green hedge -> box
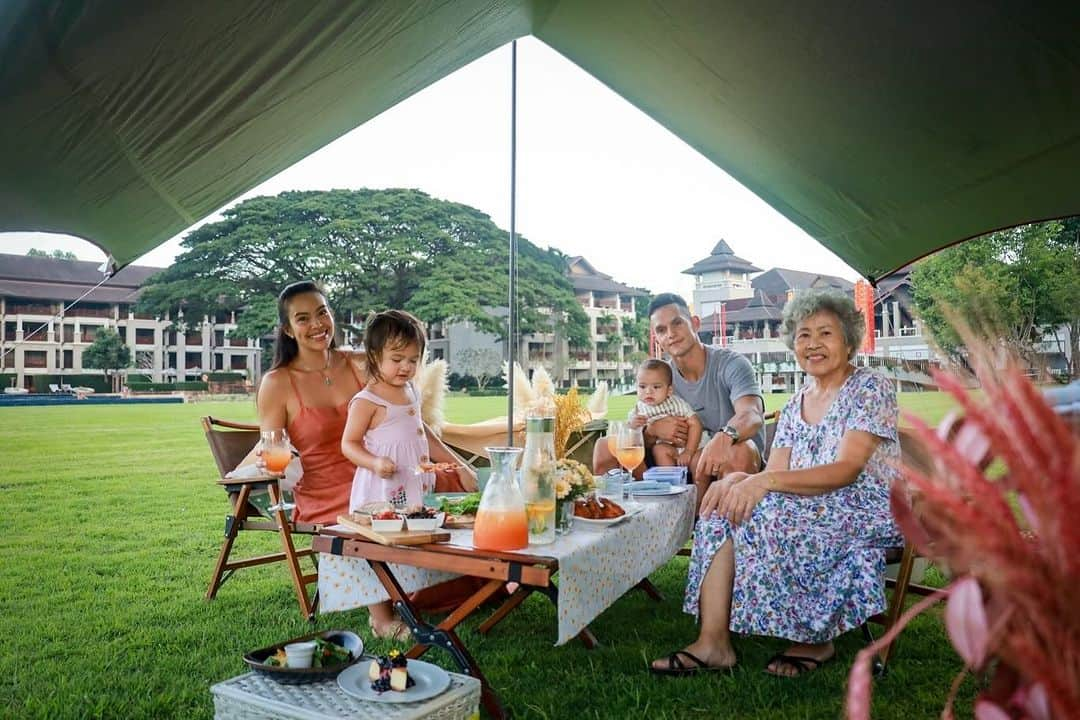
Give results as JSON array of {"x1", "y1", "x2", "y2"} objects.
[
  {"x1": 465, "y1": 389, "x2": 509, "y2": 397},
  {"x1": 126, "y1": 381, "x2": 208, "y2": 392},
  {"x1": 206, "y1": 372, "x2": 245, "y2": 381},
  {"x1": 6, "y1": 374, "x2": 113, "y2": 393}
]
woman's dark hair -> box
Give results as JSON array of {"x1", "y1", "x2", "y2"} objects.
[
  {"x1": 364, "y1": 309, "x2": 426, "y2": 383},
  {"x1": 638, "y1": 358, "x2": 673, "y2": 385},
  {"x1": 271, "y1": 281, "x2": 337, "y2": 370}
]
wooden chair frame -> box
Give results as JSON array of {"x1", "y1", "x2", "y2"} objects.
[{"x1": 202, "y1": 416, "x2": 320, "y2": 621}]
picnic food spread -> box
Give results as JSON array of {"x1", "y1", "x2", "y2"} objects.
[
  {"x1": 575, "y1": 496, "x2": 625, "y2": 520},
  {"x1": 368, "y1": 650, "x2": 415, "y2": 693}
]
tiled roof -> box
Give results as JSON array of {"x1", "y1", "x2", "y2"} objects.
[
  {"x1": 0, "y1": 253, "x2": 164, "y2": 304},
  {"x1": 751, "y1": 267, "x2": 854, "y2": 296},
  {"x1": 566, "y1": 256, "x2": 647, "y2": 296},
  {"x1": 682, "y1": 239, "x2": 763, "y2": 275}
]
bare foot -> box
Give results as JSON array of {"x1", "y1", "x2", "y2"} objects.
[{"x1": 765, "y1": 641, "x2": 834, "y2": 677}]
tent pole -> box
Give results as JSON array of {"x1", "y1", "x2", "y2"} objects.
[{"x1": 506, "y1": 39, "x2": 518, "y2": 444}]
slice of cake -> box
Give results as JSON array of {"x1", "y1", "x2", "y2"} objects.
[{"x1": 368, "y1": 650, "x2": 416, "y2": 693}]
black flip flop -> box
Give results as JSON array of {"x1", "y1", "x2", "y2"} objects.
[
  {"x1": 650, "y1": 649, "x2": 733, "y2": 677},
  {"x1": 763, "y1": 652, "x2": 834, "y2": 677}
]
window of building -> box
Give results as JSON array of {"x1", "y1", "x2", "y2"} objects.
[
  {"x1": 2, "y1": 351, "x2": 14, "y2": 369},
  {"x1": 135, "y1": 328, "x2": 155, "y2": 345},
  {"x1": 135, "y1": 350, "x2": 154, "y2": 369},
  {"x1": 230, "y1": 355, "x2": 247, "y2": 371},
  {"x1": 431, "y1": 348, "x2": 444, "y2": 360},
  {"x1": 63, "y1": 350, "x2": 73, "y2": 369},
  {"x1": 167, "y1": 329, "x2": 177, "y2": 345},
  {"x1": 214, "y1": 354, "x2": 224, "y2": 371},
  {"x1": 62, "y1": 324, "x2": 74, "y2": 343},
  {"x1": 167, "y1": 352, "x2": 177, "y2": 370},
  {"x1": 3, "y1": 322, "x2": 16, "y2": 341},
  {"x1": 185, "y1": 329, "x2": 202, "y2": 344},
  {"x1": 24, "y1": 350, "x2": 47, "y2": 368},
  {"x1": 80, "y1": 325, "x2": 99, "y2": 343},
  {"x1": 185, "y1": 351, "x2": 202, "y2": 370},
  {"x1": 214, "y1": 330, "x2": 225, "y2": 347}
]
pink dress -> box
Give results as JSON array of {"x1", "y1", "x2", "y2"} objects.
[{"x1": 349, "y1": 382, "x2": 435, "y2": 511}]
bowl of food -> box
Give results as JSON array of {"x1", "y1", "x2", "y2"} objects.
[
  {"x1": 370, "y1": 509, "x2": 404, "y2": 533},
  {"x1": 403, "y1": 507, "x2": 444, "y2": 531},
  {"x1": 244, "y1": 630, "x2": 363, "y2": 684}
]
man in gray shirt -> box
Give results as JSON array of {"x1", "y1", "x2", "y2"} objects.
[{"x1": 594, "y1": 293, "x2": 764, "y2": 510}]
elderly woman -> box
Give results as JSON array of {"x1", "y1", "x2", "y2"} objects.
[{"x1": 651, "y1": 289, "x2": 903, "y2": 677}]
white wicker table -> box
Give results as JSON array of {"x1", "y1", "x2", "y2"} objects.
[{"x1": 211, "y1": 670, "x2": 481, "y2": 720}]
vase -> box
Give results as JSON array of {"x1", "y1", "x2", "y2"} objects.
[{"x1": 555, "y1": 498, "x2": 575, "y2": 535}]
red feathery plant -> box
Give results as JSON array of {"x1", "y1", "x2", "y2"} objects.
[{"x1": 846, "y1": 346, "x2": 1079, "y2": 719}]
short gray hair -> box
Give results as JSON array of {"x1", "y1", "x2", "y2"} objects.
[{"x1": 780, "y1": 289, "x2": 865, "y2": 360}]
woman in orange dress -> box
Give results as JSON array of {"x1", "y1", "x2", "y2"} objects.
[{"x1": 258, "y1": 281, "x2": 478, "y2": 637}]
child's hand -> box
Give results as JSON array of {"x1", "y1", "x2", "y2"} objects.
[
  {"x1": 628, "y1": 413, "x2": 646, "y2": 429},
  {"x1": 372, "y1": 456, "x2": 397, "y2": 478},
  {"x1": 677, "y1": 448, "x2": 694, "y2": 468}
]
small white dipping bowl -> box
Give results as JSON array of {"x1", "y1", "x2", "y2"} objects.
[
  {"x1": 371, "y1": 517, "x2": 404, "y2": 533},
  {"x1": 283, "y1": 641, "x2": 317, "y2": 668}
]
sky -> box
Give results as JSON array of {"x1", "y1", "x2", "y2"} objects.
[{"x1": 0, "y1": 37, "x2": 858, "y2": 306}]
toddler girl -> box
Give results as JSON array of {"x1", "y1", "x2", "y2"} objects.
[{"x1": 342, "y1": 309, "x2": 444, "y2": 511}]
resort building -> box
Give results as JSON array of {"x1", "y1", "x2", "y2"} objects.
[
  {"x1": 0, "y1": 253, "x2": 262, "y2": 392},
  {"x1": 428, "y1": 256, "x2": 647, "y2": 388}
]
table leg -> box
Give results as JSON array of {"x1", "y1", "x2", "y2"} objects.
[
  {"x1": 367, "y1": 561, "x2": 507, "y2": 720},
  {"x1": 477, "y1": 586, "x2": 534, "y2": 635},
  {"x1": 635, "y1": 578, "x2": 665, "y2": 602}
]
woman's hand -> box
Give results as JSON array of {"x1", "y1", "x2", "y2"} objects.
[
  {"x1": 699, "y1": 471, "x2": 750, "y2": 518},
  {"x1": 718, "y1": 473, "x2": 769, "y2": 525},
  {"x1": 372, "y1": 456, "x2": 397, "y2": 478}
]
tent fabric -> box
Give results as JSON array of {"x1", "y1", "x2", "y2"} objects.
[{"x1": 2, "y1": 1, "x2": 1079, "y2": 281}]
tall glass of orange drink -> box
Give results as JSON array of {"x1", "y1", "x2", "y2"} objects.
[{"x1": 260, "y1": 429, "x2": 294, "y2": 513}]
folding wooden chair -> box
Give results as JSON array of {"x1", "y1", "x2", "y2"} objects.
[{"x1": 202, "y1": 416, "x2": 320, "y2": 621}]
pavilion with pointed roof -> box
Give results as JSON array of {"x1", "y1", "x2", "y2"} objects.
[{"x1": 682, "y1": 240, "x2": 764, "y2": 319}]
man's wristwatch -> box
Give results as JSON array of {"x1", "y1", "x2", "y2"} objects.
[{"x1": 720, "y1": 424, "x2": 740, "y2": 443}]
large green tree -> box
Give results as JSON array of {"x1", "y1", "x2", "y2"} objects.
[
  {"x1": 82, "y1": 328, "x2": 131, "y2": 391},
  {"x1": 911, "y1": 220, "x2": 1080, "y2": 376},
  {"x1": 137, "y1": 189, "x2": 588, "y2": 345}
]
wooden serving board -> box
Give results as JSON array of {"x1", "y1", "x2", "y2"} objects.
[
  {"x1": 442, "y1": 514, "x2": 475, "y2": 529},
  {"x1": 336, "y1": 515, "x2": 450, "y2": 546}
]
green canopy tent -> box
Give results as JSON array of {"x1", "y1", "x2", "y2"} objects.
[{"x1": 2, "y1": 0, "x2": 1078, "y2": 281}]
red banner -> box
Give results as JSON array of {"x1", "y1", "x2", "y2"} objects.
[
  {"x1": 719, "y1": 303, "x2": 727, "y2": 346},
  {"x1": 854, "y1": 280, "x2": 876, "y2": 354}
]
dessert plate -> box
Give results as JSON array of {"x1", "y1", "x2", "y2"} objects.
[{"x1": 338, "y1": 658, "x2": 450, "y2": 704}]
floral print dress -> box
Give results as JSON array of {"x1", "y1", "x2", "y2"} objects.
[{"x1": 684, "y1": 367, "x2": 904, "y2": 643}]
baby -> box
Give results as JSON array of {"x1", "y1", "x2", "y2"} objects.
[{"x1": 628, "y1": 359, "x2": 703, "y2": 468}]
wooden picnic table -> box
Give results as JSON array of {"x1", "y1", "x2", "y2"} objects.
[{"x1": 313, "y1": 487, "x2": 696, "y2": 719}]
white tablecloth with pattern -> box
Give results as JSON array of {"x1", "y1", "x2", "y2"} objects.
[{"x1": 319, "y1": 487, "x2": 696, "y2": 645}]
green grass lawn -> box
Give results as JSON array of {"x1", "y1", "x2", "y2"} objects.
[{"x1": 1, "y1": 394, "x2": 974, "y2": 719}]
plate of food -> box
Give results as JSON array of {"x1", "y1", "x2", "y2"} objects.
[
  {"x1": 435, "y1": 492, "x2": 481, "y2": 528},
  {"x1": 338, "y1": 651, "x2": 450, "y2": 704},
  {"x1": 573, "y1": 497, "x2": 644, "y2": 527},
  {"x1": 243, "y1": 630, "x2": 363, "y2": 684}
]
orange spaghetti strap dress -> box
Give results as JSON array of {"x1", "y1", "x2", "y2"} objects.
[{"x1": 286, "y1": 364, "x2": 364, "y2": 525}]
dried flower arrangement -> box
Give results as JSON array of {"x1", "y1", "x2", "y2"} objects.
[
  {"x1": 504, "y1": 363, "x2": 591, "y2": 458},
  {"x1": 846, "y1": 345, "x2": 1079, "y2": 719}
]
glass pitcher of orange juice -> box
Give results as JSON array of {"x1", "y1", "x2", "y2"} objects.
[{"x1": 472, "y1": 447, "x2": 528, "y2": 551}]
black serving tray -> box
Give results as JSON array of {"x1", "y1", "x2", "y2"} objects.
[{"x1": 243, "y1": 630, "x2": 364, "y2": 684}]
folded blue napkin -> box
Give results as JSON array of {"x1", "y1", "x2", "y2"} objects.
[{"x1": 643, "y1": 466, "x2": 688, "y2": 484}]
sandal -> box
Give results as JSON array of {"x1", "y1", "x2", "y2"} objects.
[
  {"x1": 368, "y1": 617, "x2": 412, "y2": 642},
  {"x1": 763, "y1": 652, "x2": 834, "y2": 677},
  {"x1": 650, "y1": 649, "x2": 734, "y2": 677}
]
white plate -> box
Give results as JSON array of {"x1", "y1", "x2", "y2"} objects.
[
  {"x1": 626, "y1": 484, "x2": 691, "y2": 497},
  {"x1": 338, "y1": 658, "x2": 450, "y2": 704},
  {"x1": 573, "y1": 502, "x2": 645, "y2": 528}
]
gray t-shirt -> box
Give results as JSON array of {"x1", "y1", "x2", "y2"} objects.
[{"x1": 669, "y1": 345, "x2": 766, "y2": 452}]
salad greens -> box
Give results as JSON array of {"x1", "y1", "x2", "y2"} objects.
[{"x1": 437, "y1": 492, "x2": 481, "y2": 516}]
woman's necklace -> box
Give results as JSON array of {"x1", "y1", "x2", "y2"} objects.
[{"x1": 300, "y1": 352, "x2": 333, "y2": 386}]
